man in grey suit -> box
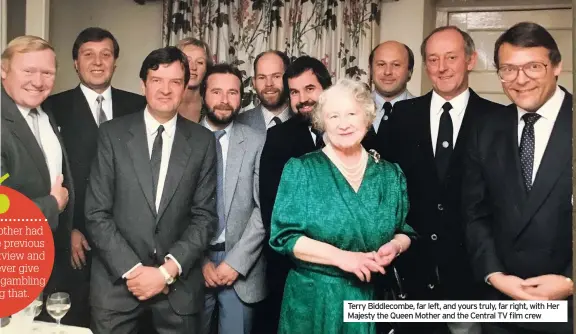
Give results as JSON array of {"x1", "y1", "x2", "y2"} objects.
[
  {"x1": 1, "y1": 36, "x2": 72, "y2": 232},
  {"x1": 1, "y1": 37, "x2": 74, "y2": 323},
  {"x1": 237, "y1": 50, "x2": 292, "y2": 133},
  {"x1": 200, "y1": 64, "x2": 266, "y2": 334},
  {"x1": 85, "y1": 46, "x2": 217, "y2": 333}
]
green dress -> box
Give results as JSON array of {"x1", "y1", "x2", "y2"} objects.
[{"x1": 269, "y1": 150, "x2": 414, "y2": 334}]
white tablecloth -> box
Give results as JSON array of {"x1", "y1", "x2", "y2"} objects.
[{"x1": 1, "y1": 320, "x2": 92, "y2": 333}]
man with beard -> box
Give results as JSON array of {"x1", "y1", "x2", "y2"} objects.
[
  {"x1": 45, "y1": 27, "x2": 145, "y2": 327},
  {"x1": 199, "y1": 63, "x2": 267, "y2": 334},
  {"x1": 369, "y1": 41, "x2": 415, "y2": 146},
  {"x1": 237, "y1": 50, "x2": 292, "y2": 132},
  {"x1": 177, "y1": 37, "x2": 212, "y2": 122},
  {"x1": 254, "y1": 56, "x2": 375, "y2": 333}
]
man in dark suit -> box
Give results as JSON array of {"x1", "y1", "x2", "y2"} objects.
[
  {"x1": 237, "y1": 50, "x2": 292, "y2": 133},
  {"x1": 382, "y1": 26, "x2": 501, "y2": 334},
  {"x1": 46, "y1": 27, "x2": 146, "y2": 327},
  {"x1": 369, "y1": 40, "x2": 415, "y2": 152},
  {"x1": 0, "y1": 36, "x2": 73, "y2": 302},
  {"x1": 85, "y1": 46, "x2": 217, "y2": 333},
  {"x1": 463, "y1": 22, "x2": 572, "y2": 334}
]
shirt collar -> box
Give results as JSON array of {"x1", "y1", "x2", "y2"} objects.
[
  {"x1": 80, "y1": 83, "x2": 112, "y2": 105},
  {"x1": 262, "y1": 105, "x2": 290, "y2": 124},
  {"x1": 517, "y1": 85, "x2": 564, "y2": 123},
  {"x1": 201, "y1": 117, "x2": 234, "y2": 137},
  {"x1": 372, "y1": 90, "x2": 409, "y2": 110},
  {"x1": 431, "y1": 88, "x2": 470, "y2": 117},
  {"x1": 144, "y1": 107, "x2": 177, "y2": 138},
  {"x1": 16, "y1": 104, "x2": 44, "y2": 118}
]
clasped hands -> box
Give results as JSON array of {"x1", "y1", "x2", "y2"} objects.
[
  {"x1": 125, "y1": 260, "x2": 178, "y2": 301},
  {"x1": 336, "y1": 240, "x2": 401, "y2": 283},
  {"x1": 202, "y1": 261, "x2": 239, "y2": 288},
  {"x1": 489, "y1": 273, "x2": 573, "y2": 301}
]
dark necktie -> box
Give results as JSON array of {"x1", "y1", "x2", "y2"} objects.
[
  {"x1": 150, "y1": 125, "x2": 164, "y2": 210},
  {"x1": 377, "y1": 102, "x2": 393, "y2": 134},
  {"x1": 519, "y1": 113, "x2": 541, "y2": 191},
  {"x1": 435, "y1": 102, "x2": 453, "y2": 181},
  {"x1": 96, "y1": 95, "x2": 107, "y2": 125},
  {"x1": 214, "y1": 130, "x2": 226, "y2": 235},
  {"x1": 311, "y1": 128, "x2": 324, "y2": 149},
  {"x1": 272, "y1": 116, "x2": 282, "y2": 126}
]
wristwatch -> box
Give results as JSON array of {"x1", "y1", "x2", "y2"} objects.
[{"x1": 159, "y1": 266, "x2": 175, "y2": 285}]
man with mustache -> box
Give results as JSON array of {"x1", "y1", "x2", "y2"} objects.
[
  {"x1": 45, "y1": 27, "x2": 146, "y2": 327},
  {"x1": 255, "y1": 56, "x2": 374, "y2": 334},
  {"x1": 381, "y1": 26, "x2": 502, "y2": 334},
  {"x1": 237, "y1": 50, "x2": 292, "y2": 133},
  {"x1": 176, "y1": 38, "x2": 212, "y2": 123},
  {"x1": 199, "y1": 63, "x2": 266, "y2": 334}
]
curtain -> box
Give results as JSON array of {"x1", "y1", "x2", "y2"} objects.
[{"x1": 162, "y1": 0, "x2": 381, "y2": 108}]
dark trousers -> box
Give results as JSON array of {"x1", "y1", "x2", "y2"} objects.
[
  {"x1": 90, "y1": 295, "x2": 200, "y2": 334},
  {"x1": 251, "y1": 248, "x2": 290, "y2": 334}
]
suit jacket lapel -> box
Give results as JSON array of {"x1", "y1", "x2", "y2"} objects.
[
  {"x1": 254, "y1": 105, "x2": 267, "y2": 132},
  {"x1": 224, "y1": 124, "x2": 245, "y2": 220},
  {"x1": 418, "y1": 93, "x2": 438, "y2": 184},
  {"x1": 72, "y1": 85, "x2": 99, "y2": 129},
  {"x1": 515, "y1": 93, "x2": 572, "y2": 237},
  {"x1": 157, "y1": 117, "x2": 191, "y2": 220},
  {"x1": 126, "y1": 112, "x2": 156, "y2": 215},
  {"x1": 1, "y1": 88, "x2": 51, "y2": 188},
  {"x1": 446, "y1": 89, "x2": 480, "y2": 177}
]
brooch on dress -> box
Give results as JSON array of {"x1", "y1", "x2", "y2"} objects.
[{"x1": 368, "y1": 149, "x2": 380, "y2": 163}]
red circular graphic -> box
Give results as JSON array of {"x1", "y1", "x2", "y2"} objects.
[{"x1": 0, "y1": 185, "x2": 55, "y2": 318}]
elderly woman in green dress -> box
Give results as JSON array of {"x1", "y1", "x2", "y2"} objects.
[{"x1": 269, "y1": 78, "x2": 415, "y2": 334}]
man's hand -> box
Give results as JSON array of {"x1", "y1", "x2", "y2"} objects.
[
  {"x1": 126, "y1": 266, "x2": 166, "y2": 300},
  {"x1": 521, "y1": 274, "x2": 573, "y2": 300},
  {"x1": 202, "y1": 261, "x2": 223, "y2": 288},
  {"x1": 216, "y1": 262, "x2": 239, "y2": 286},
  {"x1": 489, "y1": 273, "x2": 545, "y2": 300},
  {"x1": 50, "y1": 174, "x2": 69, "y2": 212},
  {"x1": 70, "y1": 229, "x2": 91, "y2": 270}
]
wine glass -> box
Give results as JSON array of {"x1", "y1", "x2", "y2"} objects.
[{"x1": 46, "y1": 292, "x2": 70, "y2": 333}]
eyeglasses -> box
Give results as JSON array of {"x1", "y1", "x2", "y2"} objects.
[{"x1": 497, "y1": 62, "x2": 548, "y2": 82}]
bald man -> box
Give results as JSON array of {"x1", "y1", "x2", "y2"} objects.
[{"x1": 369, "y1": 41, "x2": 415, "y2": 142}]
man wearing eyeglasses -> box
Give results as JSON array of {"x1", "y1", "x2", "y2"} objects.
[{"x1": 463, "y1": 22, "x2": 573, "y2": 334}]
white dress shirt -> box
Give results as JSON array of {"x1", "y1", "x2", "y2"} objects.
[
  {"x1": 517, "y1": 85, "x2": 564, "y2": 183},
  {"x1": 201, "y1": 119, "x2": 234, "y2": 244},
  {"x1": 262, "y1": 105, "x2": 291, "y2": 129},
  {"x1": 80, "y1": 84, "x2": 113, "y2": 124},
  {"x1": 17, "y1": 105, "x2": 62, "y2": 185},
  {"x1": 123, "y1": 109, "x2": 182, "y2": 278},
  {"x1": 372, "y1": 90, "x2": 410, "y2": 132},
  {"x1": 430, "y1": 89, "x2": 470, "y2": 156}
]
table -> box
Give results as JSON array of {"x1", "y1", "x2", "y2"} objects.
[{"x1": 1, "y1": 319, "x2": 92, "y2": 333}]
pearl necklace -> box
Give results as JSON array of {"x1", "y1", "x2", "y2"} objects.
[{"x1": 325, "y1": 145, "x2": 368, "y2": 191}]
